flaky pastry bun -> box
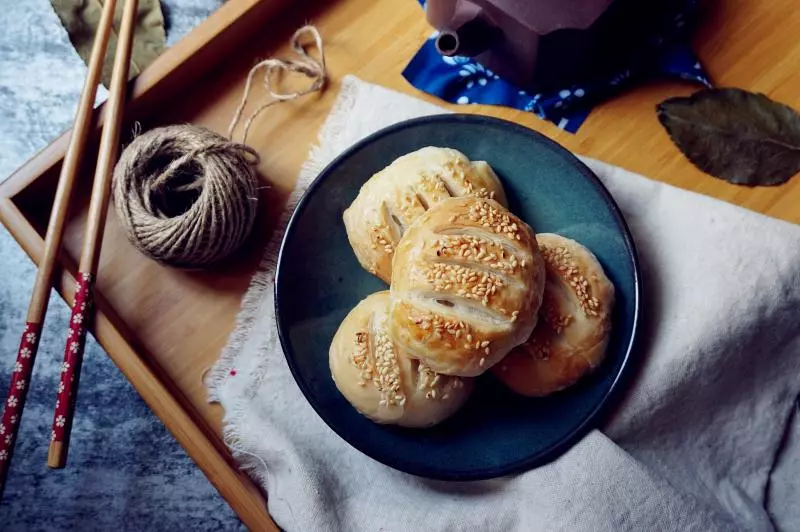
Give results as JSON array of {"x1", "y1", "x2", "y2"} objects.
[
  {"x1": 329, "y1": 291, "x2": 473, "y2": 427},
  {"x1": 493, "y1": 233, "x2": 615, "y2": 396},
  {"x1": 389, "y1": 197, "x2": 545, "y2": 377},
  {"x1": 343, "y1": 147, "x2": 507, "y2": 283}
]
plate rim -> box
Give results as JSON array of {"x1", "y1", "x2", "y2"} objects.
[{"x1": 274, "y1": 113, "x2": 642, "y2": 481}]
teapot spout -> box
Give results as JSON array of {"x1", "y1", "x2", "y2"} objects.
[{"x1": 434, "y1": 2, "x2": 498, "y2": 57}]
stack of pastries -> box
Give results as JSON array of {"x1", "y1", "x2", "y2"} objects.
[{"x1": 330, "y1": 147, "x2": 615, "y2": 428}]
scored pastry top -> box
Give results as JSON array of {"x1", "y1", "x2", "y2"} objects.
[
  {"x1": 390, "y1": 197, "x2": 545, "y2": 377},
  {"x1": 493, "y1": 233, "x2": 615, "y2": 396},
  {"x1": 343, "y1": 147, "x2": 507, "y2": 283},
  {"x1": 329, "y1": 291, "x2": 474, "y2": 427}
]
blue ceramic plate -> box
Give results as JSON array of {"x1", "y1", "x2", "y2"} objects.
[{"x1": 275, "y1": 114, "x2": 641, "y2": 480}]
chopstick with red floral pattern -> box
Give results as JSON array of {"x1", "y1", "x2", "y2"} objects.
[
  {"x1": 47, "y1": 0, "x2": 140, "y2": 470},
  {"x1": 0, "y1": 0, "x2": 119, "y2": 499}
]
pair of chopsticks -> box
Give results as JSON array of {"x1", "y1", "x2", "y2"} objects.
[{"x1": 0, "y1": 0, "x2": 139, "y2": 498}]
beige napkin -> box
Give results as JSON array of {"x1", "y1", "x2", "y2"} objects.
[{"x1": 207, "y1": 76, "x2": 800, "y2": 531}]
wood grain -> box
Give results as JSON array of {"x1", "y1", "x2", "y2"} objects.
[
  {"x1": 0, "y1": 0, "x2": 118, "y2": 500},
  {"x1": 1, "y1": 0, "x2": 799, "y2": 526},
  {"x1": 48, "y1": 0, "x2": 140, "y2": 470}
]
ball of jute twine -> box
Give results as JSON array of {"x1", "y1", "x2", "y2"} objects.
[
  {"x1": 113, "y1": 125, "x2": 260, "y2": 267},
  {"x1": 112, "y1": 26, "x2": 326, "y2": 268}
]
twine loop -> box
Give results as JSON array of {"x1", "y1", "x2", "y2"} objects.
[{"x1": 228, "y1": 25, "x2": 327, "y2": 143}]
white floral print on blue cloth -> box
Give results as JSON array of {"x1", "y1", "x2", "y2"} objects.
[{"x1": 403, "y1": 0, "x2": 711, "y2": 133}]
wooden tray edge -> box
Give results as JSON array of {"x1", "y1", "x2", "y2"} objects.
[
  {"x1": 0, "y1": 0, "x2": 298, "y2": 527},
  {"x1": 0, "y1": 0, "x2": 291, "y2": 202},
  {"x1": 0, "y1": 180, "x2": 277, "y2": 532}
]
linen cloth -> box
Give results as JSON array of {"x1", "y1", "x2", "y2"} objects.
[{"x1": 207, "y1": 75, "x2": 800, "y2": 531}]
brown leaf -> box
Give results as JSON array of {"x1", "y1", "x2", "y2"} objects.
[
  {"x1": 50, "y1": 0, "x2": 166, "y2": 88},
  {"x1": 657, "y1": 88, "x2": 800, "y2": 186}
]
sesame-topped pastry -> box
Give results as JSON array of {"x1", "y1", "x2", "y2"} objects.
[
  {"x1": 343, "y1": 147, "x2": 507, "y2": 283},
  {"x1": 493, "y1": 233, "x2": 615, "y2": 396},
  {"x1": 389, "y1": 197, "x2": 545, "y2": 377},
  {"x1": 330, "y1": 291, "x2": 474, "y2": 428}
]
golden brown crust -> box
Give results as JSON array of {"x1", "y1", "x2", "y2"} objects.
[
  {"x1": 390, "y1": 197, "x2": 545, "y2": 377},
  {"x1": 329, "y1": 291, "x2": 474, "y2": 427},
  {"x1": 493, "y1": 233, "x2": 615, "y2": 396},
  {"x1": 342, "y1": 147, "x2": 507, "y2": 283}
]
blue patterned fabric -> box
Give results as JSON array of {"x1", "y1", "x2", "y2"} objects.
[{"x1": 403, "y1": 0, "x2": 711, "y2": 132}]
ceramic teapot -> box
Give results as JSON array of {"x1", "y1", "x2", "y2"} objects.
[{"x1": 426, "y1": 0, "x2": 686, "y2": 90}]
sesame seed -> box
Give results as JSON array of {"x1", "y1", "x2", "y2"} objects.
[
  {"x1": 525, "y1": 334, "x2": 551, "y2": 361},
  {"x1": 351, "y1": 330, "x2": 373, "y2": 382},
  {"x1": 466, "y1": 200, "x2": 523, "y2": 241},
  {"x1": 479, "y1": 357, "x2": 486, "y2": 367},
  {"x1": 540, "y1": 243, "x2": 602, "y2": 317},
  {"x1": 541, "y1": 294, "x2": 575, "y2": 334},
  {"x1": 424, "y1": 262, "x2": 504, "y2": 305},
  {"x1": 370, "y1": 318, "x2": 406, "y2": 407},
  {"x1": 428, "y1": 160, "x2": 496, "y2": 200},
  {"x1": 370, "y1": 224, "x2": 395, "y2": 257}
]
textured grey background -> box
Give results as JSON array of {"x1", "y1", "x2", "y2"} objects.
[{"x1": 0, "y1": 0, "x2": 245, "y2": 529}]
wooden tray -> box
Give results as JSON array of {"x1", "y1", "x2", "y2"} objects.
[{"x1": 1, "y1": 0, "x2": 799, "y2": 528}]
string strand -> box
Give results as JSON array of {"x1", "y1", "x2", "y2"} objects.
[{"x1": 227, "y1": 25, "x2": 326, "y2": 144}]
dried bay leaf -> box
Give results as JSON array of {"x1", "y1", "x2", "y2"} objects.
[
  {"x1": 657, "y1": 88, "x2": 800, "y2": 186},
  {"x1": 50, "y1": 0, "x2": 166, "y2": 87}
]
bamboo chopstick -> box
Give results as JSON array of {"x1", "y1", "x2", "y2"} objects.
[
  {"x1": 0, "y1": 0, "x2": 119, "y2": 499},
  {"x1": 47, "y1": 0, "x2": 141, "y2": 469}
]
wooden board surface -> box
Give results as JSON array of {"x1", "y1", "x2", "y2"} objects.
[{"x1": 2, "y1": 0, "x2": 799, "y2": 527}]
